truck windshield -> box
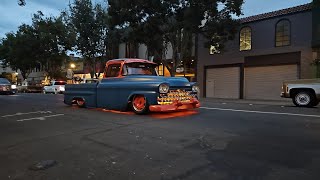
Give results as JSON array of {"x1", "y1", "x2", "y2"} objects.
[{"x1": 122, "y1": 63, "x2": 158, "y2": 76}]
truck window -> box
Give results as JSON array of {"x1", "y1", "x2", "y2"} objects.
[
  {"x1": 122, "y1": 63, "x2": 157, "y2": 76},
  {"x1": 106, "y1": 64, "x2": 121, "y2": 77}
]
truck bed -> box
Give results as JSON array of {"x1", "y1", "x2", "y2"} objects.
[{"x1": 64, "y1": 83, "x2": 98, "y2": 107}]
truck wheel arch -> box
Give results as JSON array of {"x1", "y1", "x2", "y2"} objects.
[
  {"x1": 127, "y1": 92, "x2": 154, "y2": 107},
  {"x1": 290, "y1": 88, "x2": 316, "y2": 98}
]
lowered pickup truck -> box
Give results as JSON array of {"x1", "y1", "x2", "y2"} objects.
[
  {"x1": 64, "y1": 58, "x2": 200, "y2": 114},
  {"x1": 281, "y1": 79, "x2": 320, "y2": 107}
]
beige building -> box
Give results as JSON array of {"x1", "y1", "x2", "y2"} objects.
[{"x1": 0, "y1": 60, "x2": 23, "y2": 83}]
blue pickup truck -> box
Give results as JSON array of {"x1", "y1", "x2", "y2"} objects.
[{"x1": 64, "y1": 58, "x2": 200, "y2": 114}]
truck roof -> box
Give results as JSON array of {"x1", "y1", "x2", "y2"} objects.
[{"x1": 107, "y1": 58, "x2": 157, "y2": 65}]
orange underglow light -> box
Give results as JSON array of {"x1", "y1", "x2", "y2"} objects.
[
  {"x1": 73, "y1": 107, "x2": 198, "y2": 119},
  {"x1": 150, "y1": 110, "x2": 199, "y2": 119},
  {"x1": 99, "y1": 108, "x2": 134, "y2": 115}
]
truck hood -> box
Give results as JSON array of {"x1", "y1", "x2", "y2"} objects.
[{"x1": 122, "y1": 75, "x2": 194, "y2": 87}]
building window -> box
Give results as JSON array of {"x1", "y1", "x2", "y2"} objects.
[
  {"x1": 239, "y1": 27, "x2": 252, "y2": 51},
  {"x1": 276, "y1": 19, "x2": 291, "y2": 47}
]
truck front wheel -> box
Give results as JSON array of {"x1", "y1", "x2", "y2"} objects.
[
  {"x1": 293, "y1": 91, "x2": 316, "y2": 107},
  {"x1": 132, "y1": 95, "x2": 149, "y2": 114}
]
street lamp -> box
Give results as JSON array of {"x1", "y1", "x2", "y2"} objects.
[{"x1": 70, "y1": 63, "x2": 76, "y2": 69}]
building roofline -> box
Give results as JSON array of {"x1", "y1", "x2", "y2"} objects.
[{"x1": 239, "y1": 3, "x2": 312, "y2": 24}]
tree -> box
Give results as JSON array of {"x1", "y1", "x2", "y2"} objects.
[
  {"x1": 30, "y1": 11, "x2": 72, "y2": 79},
  {"x1": 67, "y1": 0, "x2": 108, "y2": 78},
  {"x1": 108, "y1": 0, "x2": 244, "y2": 76},
  {"x1": 108, "y1": 0, "x2": 170, "y2": 68},
  {"x1": 0, "y1": 11, "x2": 71, "y2": 80},
  {"x1": 0, "y1": 28, "x2": 37, "y2": 79}
]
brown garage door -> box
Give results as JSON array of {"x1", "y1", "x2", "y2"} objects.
[
  {"x1": 245, "y1": 65, "x2": 298, "y2": 100},
  {"x1": 206, "y1": 67, "x2": 240, "y2": 99}
]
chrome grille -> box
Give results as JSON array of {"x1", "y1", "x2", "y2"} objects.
[{"x1": 157, "y1": 89, "x2": 196, "y2": 105}]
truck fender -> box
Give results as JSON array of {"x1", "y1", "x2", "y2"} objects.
[{"x1": 127, "y1": 91, "x2": 158, "y2": 105}]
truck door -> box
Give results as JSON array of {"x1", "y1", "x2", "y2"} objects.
[{"x1": 97, "y1": 63, "x2": 122, "y2": 109}]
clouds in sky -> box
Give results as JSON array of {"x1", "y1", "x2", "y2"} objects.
[
  {"x1": 0, "y1": 0, "x2": 312, "y2": 38},
  {"x1": 0, "y1": 0, "x2": 105, "y2": 38}
]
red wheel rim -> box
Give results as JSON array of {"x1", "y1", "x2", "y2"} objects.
[
  {"x1": 77, "y1": 100, "x2": 84, "y2": 106},
  {"x1": 133, "y1": 95, "x2": 146, "y2": 111}
]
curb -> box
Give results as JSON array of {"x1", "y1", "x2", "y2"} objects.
[{"x1": 200, "y1": 98, "x2": 292, "y2": 106}]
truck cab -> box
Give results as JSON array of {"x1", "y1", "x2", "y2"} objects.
[{"x1": 64, "y1": 58, "x2": 200, "y2": 114}]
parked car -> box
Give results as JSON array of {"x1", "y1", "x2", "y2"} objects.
[
  {"x1": 281, "y1": 79, "x2": 320, "y2": 107},
  {"x1": 43, "y1": 80, "x2": 67, "y2": 94},
  {"x1": 64, "y1": 59, "x2": 200, "y2": 114},
  {"x1": 0, "y1": 78, "x2": 16, "y2": 95}
]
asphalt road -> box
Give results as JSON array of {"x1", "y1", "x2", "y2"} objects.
[{"x1": 0, "y1": 93, "x2": 320, "y2": 180}]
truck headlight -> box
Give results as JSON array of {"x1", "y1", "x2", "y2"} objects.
[
  {"x1": 192, "y1": 85, "x2": 200, "y2": 92},
  {"x1": 11, "y1": 85, "x2": 17, "y2": 89},
  {"x1": 159, "y1": 84, "x2": 169, "y2": 94}
]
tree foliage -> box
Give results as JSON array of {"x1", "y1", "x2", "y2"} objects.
[
  {"x1": 18, "y1": 0, "x2": 26, "y2": 6},
  {"x1": 31, "y1": 11, "x2": 72, "y2": 79},
  {"x1": 108, "y1": 0, "x2": 243, "y2": 76},
  {"x1": 13, "y1": 0, "x2": 244, "y2": 79},
  {"x1": 67, "y1": 0, "x2": 109, "y2": 78},
  {"x1": 0, "y1": 11, "x2": 71, "y2": 79},
  {"x1": 0, "y1": 30, "x2": 36, "y2": 79}
]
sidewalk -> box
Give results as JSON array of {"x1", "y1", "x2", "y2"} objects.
[{"x1": 200, "y1": 97, "x2": 292, "y2": 106}]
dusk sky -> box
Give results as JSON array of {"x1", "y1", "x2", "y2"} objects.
[{"x1": 0, "y1": 0, "x2": 312, "y2": 38}]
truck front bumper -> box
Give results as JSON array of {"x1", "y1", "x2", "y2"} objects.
[
  {"x1": 281, "y1": 92, "x2": 290, "y2": 98},
  {"x1": 149, "y1": 98, "x2": 200, "y2": 112}
]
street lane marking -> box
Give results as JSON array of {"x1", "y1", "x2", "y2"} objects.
[
  {"x1": 16, "y1": 114, "x2": 64, "y2": 122},
  {"x1": 200, "y1": 107, "x2": 320, "y2": 118},
  {"x1": 1, "y1": 111, "x2": 52, "y2": 118}
]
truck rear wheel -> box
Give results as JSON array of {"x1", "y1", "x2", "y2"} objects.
[
  {"x1": 132, "y1": 95, "x2": 149, "y2": 114},
  {"x1": 292, "y1": 91, "x2": 316, "y2": 107},
  {"x1": 76, "y1": 99, "x2": 85, "y2": 108}
]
